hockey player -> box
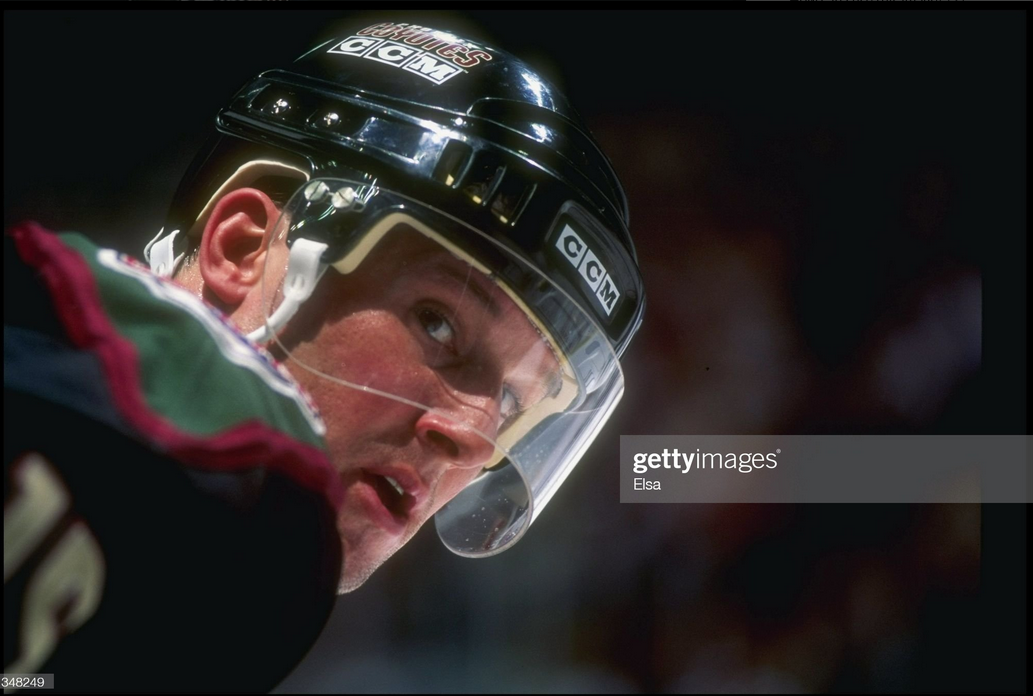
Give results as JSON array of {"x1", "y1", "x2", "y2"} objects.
[{"x1": 4, "y1": 19, "x2": 645, "y2": 692}]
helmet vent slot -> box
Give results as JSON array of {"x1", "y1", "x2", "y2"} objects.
[
  {"x1": 461, "y1": 151, "x2": 504, "y2": 206},
  {"x1": 432, "y1": 140, "x2": 472, "y2": 188},
  {"x1": 490, "y1": 174, "x2": 535, "y2": 226}
]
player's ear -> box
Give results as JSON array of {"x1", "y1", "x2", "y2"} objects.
[{"x1": 198, "y1": 187, "x2": 280, "y2": 307}]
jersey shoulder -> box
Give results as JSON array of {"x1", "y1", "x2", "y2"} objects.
[
  {"x1": 9, "y1": 222, "x2": 330, "y2": 449},
  {"x1": 69, "y1": 230, "x2": 327, "y2": 447},
  {"x1": 6, "y1": 220, "x2": 343, "y2": 556}
]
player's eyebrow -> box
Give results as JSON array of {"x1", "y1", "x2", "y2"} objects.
[{"x1": 438, "y1": 263, "x2": 501, "y2": 319}]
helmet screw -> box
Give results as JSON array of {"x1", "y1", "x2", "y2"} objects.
[
  {"x1": 331, "y1": 187, "x2": 357, "y2": 210},
  {"x1": 304, "y1": 181, "x2": 330, "y2": 202}
]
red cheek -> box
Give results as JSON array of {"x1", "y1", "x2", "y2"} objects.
[
  {"x1": 295, "y1": 310, "x2": 427, "y2": 390},
  {"x1": 286, "y1": 309, "x2": 444, "y2": 459}
]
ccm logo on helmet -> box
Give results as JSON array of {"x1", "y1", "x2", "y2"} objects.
[
  {"x1": 328, "y1": 23, "x2": 493, "y2": 86},
  {"x1": 555, "y1": 225, "x2": 621, "y2": 316}
]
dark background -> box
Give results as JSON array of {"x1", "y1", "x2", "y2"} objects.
[{"x1": 4, "y1": 9, "x2": 1026, "y2": 693}]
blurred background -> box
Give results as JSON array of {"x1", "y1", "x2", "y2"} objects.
[{"x1": 5, "y1": 10, "x2": 1026, "y2": 693}]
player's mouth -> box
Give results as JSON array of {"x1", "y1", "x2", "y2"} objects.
[{"x1": 354, "y1": 467, "x2": 425, "y2": 535}]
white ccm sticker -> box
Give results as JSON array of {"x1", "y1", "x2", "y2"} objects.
[
  {"x1": 327, "y1": 23, "x2": 494, "y2": 86},
  {"x1": 555, "y1": 224, "x2": 621, "y2": 316}
]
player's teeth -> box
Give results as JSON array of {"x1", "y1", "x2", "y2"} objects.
[{"x1": 384, "y1": 476, "x2": 404, "y2": 497}]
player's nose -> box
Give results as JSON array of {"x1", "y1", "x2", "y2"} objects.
[{"x1": 414, "y1": 406, "x2": 498, "y2": 471}]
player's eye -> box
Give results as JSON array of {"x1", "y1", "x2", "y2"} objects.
[
  {"x1": 416, "y1": 304, "x2": 524, "y2": 430},
  {"x1": 500, "y1": 385, "x2": 523, "y2": 428},
  {"x1": 417, "y1": 307, "x2": 457, "y2": 353}
]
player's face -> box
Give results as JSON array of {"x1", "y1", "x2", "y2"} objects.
[{"x1": 274, "y1": 227, "x2": 560, "y2": 592}]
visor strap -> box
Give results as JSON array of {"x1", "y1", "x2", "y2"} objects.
[{"x1": 246, "y1": 237, "x2": 329, "y2": 345}]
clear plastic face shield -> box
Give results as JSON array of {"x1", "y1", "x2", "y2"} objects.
[{"x1": 257, "y1": 178, "x2": 623, "y2": 557}]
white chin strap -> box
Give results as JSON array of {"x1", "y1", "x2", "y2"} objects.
[
  {"x1": 246, "y1": 237, "x2": 329, "y2": 345},
  {"x1": 144, "y1": 227, "x2": 185, "y2": 278}
]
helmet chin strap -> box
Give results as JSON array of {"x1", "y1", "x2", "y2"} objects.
[
  {"x1": 145, "y1": 227, "x2": 185, "y2": 279},
  {"x1": 246, "y1": 237, "x2": 329, "y2": 345}
]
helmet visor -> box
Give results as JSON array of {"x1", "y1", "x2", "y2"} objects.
[{"x1": 259, "y1": 178, "x2": 623, "y2": 556}]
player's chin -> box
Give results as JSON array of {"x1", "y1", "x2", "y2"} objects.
[
  {"x1": 336, "y1": 520, "x2": 411, "y2": 582},
  {"x1": 336, "y1": 540, "x2": 398, "y2": 594},
  {"x1": 334, "y1": 507, "x2": 428, "y2": 592},
  {"x1": 336, "y1": 568, "x2": 372, "y2": 594}
]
